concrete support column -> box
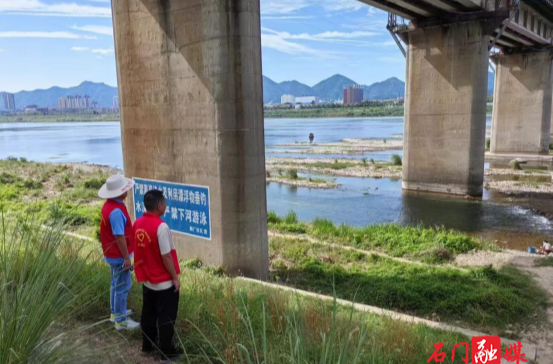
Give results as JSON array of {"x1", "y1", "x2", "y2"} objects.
[
  {"x1": 491, "y1": 52, "x2": 553, "y2": 155},
  {"x1": 111, "y1": 0, "x2": 268, "y2": 279},
  {"x1": 403, "y1": 22, "x2": 490, "y2": 196}
]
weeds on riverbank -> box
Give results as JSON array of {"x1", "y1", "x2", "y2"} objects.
[
  {"x1": 0, "y1": 158, "x2": 114, "y2": 237},
  {"x1": 0, "y1": 215, "x2": 106, "y2": 363},
  {"x1": 268, "y1": 212, "x2": 492, "y2": 263},
  {"x1": 0, "y1": 211, "x2": 472, "y2": 363},
  {"x1": 269, "y1": 235, "x2": 548, "y2": 334}
]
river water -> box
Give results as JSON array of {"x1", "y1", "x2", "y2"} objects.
[{"x1": 0, "y1": 117, "x2": 551, "y2": 249}]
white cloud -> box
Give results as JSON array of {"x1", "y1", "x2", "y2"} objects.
[
  {"x1": 0, "y1": 31, "x2": 97, "y2": 39},
  {"x1": 0, "y1": 0, "x2": 111, "y2": 17},
  {"x1": 91, "y1": 48, "x2": 114, "y2": 54},
  {"x1": 71, "y1": 24, "x2": 113, "y2": 36},
  {"x1": 261, "y1": 0, "x2": 364, "y2": 15},
  {"x1": 261, "y1": 28, "x2": 376, "y2": 46},
  {"x1": 71, "y1": 46, "x2": 89, "y2": 51},
  {"x1": 261, "y1": 33, "x2": 337, "y2": 59}
]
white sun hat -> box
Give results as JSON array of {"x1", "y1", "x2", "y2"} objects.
[{"x1": 98, "y1": 174, "x2": 135, "y2": 199}]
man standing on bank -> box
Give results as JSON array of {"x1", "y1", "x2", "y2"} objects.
[
  {"x1": 98, "y1": 174, "x2": 140, "y2": 330},
  {"x1": 134, "y1": 190, "x2": 183, "y2": 362}
]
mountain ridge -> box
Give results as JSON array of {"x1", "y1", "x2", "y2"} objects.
[{"x1": 1, "y1": 72, "x2": 495, "y2": 109}]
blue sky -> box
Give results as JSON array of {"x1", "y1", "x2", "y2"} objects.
[{"x1": 0, "y1": 0, "x2": 406, "y2": 93}]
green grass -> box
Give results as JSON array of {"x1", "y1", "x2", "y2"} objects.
[
  {"x1": 268, "y1": 213, "x2": 493, "y2": 264},
  {"x1": 269, "y1": 236, "x2": 548, "y2": 334},
  {"x1": 0, "y1": 215, "x2": 107, "y2": 363},
  {"x1": 535, "y1": 257, "x2": 553, "y2": 267},
  {"x1": 0, "y1": 158, "x2": 112, "y2": 237},
  {"x1": 264, "y1": 106, "x2": 404, "y2": 119},
  {"x1": 0, "y1": 113, "x2": 119, "y2": 123},
  {"x1": 391, "y1": 154, "x2": 402, "y2": 166},
  {"x1": 0, "y1": 214, "x2": 473, "y2": 363}
]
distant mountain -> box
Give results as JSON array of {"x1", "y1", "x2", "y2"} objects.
[
  {"x1": 364, "y1": 77, "x2": 405, "y2": 100},
  {"x1": 4, "y1": 71, "x2": 495, "y2": 109},
  {"x1": 1, "y1": 81, "x2": 118, "y2": 109},
  {"x1": 312, "y1": 74, "x2": 357, "y2": 101},
  {"x1": 263, "y1": 74, "x2": 405, "y2": 104}
]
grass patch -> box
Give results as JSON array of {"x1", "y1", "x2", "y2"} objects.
[
  {"x1": 535, "y1": 257, "x2": 553, "y2": 267},
  {"x1": 0, "y1": 214, "x2": 472, "y2": 363},
  {"x1": 268, "y1": 211, "x2": 307, "y2": 234},
  {"x1": 267, "y1": 213, "x2": 494, "y2": 263},
  {"x1": 269, "y1": 236, "x2": 548, "y2": 334},
  {"x1": 391, "y1": 154, "x2": 402, "y2": 166}
]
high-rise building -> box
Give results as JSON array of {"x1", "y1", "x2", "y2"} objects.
[
  {"x1": 280, "y1": 94, "x2": 295, "y2": 104},
  {"x1": 58, "y1": 97, "x2": 66, "y2": 110},
  {"x1": 113, "y1": 96, "x2": 119, "y2": 110},
  {"x1": 84, "y1": 95, "x2": 91, "y2": 109},
  {"x1": 343, "y1": 85, "x2": 364, "y2": 105},
  {"x1": 3, "y1": 93, "x2": 15, "y2": 110}
]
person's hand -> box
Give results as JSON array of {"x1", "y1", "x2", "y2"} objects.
[
  {"x1": 123, "y1": 258, "x2": 132, "y2": 270},
  {"x1": 173, "y1": 278, "x2": 181, "y2": 292}
]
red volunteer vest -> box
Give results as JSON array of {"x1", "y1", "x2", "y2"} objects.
[
  {"x1": 134, "y1": 212, "x2": 180, "y2": 284},
  {"x1": 100, "y1": 199, "x2": 134, "y2": 259}
]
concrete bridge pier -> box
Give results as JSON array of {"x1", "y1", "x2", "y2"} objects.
[
  {"x1": 402, "y1": 21, "x2": 491, "y2": 196},
  {"x1": 111, "y1": 0, "x2": 268, "y2": 279},
  {"x1": 491, "y1": 52, "x2": 553, "y2": 155}
]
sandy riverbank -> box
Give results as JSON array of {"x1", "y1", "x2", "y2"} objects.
[
  {"x1": 266, "y1": 157, "x2": 402, "y2": 179},
  {"x1": 267, "y1": 139, "x2": 403, "y2": 155}
]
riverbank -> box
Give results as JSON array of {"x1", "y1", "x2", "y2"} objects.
[
  {"x1": 2, "y1": 170, "x2": 550, "y2": 362},
  {"x1": 264, "y1": 106, "x2": 404, "y2": 119},
  {"x1": 267, "y1": 157, "x2": 403, "y2": 179},
  {"x1": 0, "y1": 113, "x2": 119, "y2": 123},
  {"x1": 264, "y1": 105, "x2": 493, "y2": 119}
]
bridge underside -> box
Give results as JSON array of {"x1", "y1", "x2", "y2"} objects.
[{"x1": 367, "y1": 0, "x2": 553, "y2": 195}]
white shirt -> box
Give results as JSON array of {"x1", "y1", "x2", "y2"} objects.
[{"x1": 144, "y1": 223, "x2": 175, "y2": 291}]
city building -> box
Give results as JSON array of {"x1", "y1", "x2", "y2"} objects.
[
  {"x1": 24, "y1": 105, "x2": 38, "y2": 114},
  {"x1": 343, "y1": 85, "x2": 364, "y2": 105},
  {"x1": 113, "y1": 96, "x2": 119, "y2": 110},
  {"x1": 280, "y1": 94, "x2": 295, "y2": 104},
  {"x1": 3, "y1": 93, "x2": 15, "y2": 110},
  {"x1": 295, "y1": 96, "x2": 319, "y2": 105},
  {"x1": 58, "y1": 97, "x2": 66, "y2": 110},
  {"x1": 58, "y1": 95, "x2": 95, "y2": 110}
]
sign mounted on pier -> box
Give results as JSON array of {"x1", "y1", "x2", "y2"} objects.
[{"x1": 132, "y1": 178, "x2": 211, "y2": 240}]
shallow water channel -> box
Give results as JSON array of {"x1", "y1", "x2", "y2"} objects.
[{"x1": 0, "y1": 117, "x2": 551, "y2": 249}]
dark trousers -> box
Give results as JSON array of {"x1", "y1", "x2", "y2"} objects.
[{"x1": 141, "y1": 284, "x2": 180, "y2": 355}]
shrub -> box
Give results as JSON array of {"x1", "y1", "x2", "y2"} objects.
[
  {"x1": 0, "y1": 172, "x2": 20, "y2": 184},
  {"x1": 23, "y1": 179, "x2": 43, "y2": 189},
  {"x1": 0, "y1": 216, "x2": 105, "y2": 363},
  {"x1": 266, "y1": 171, "x2": 271, "y2": 178},
  {"x1": 361, "y1": 157, "x2": 367, "y2": 165},
  {"x1": 287, "y1": 169, "x2": 299, "y2": 180},
  {"x1": 509, "y1": 159, "x2": 522, "y2": 171},
  {"x1": 391, "y1": 154, "x2": 402, "y2": 166},
  {"x1": 83, "y1": 178, "x2": 105, "y2": 190},
  {"x1": 486, "y1": 138, "x2": 491, "y2": 151}
]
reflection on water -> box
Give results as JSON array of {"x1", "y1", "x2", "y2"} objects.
[
  {"x1": 1, "y1": 116, "x2": 552, "y2": 249},
  {"x1": 267, "y1": 175, "x2": 553, "y2": 248}
]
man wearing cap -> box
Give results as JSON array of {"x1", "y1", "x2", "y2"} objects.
[{"x1": 98, "y1": 174, "x2": 140, "y2": 330}]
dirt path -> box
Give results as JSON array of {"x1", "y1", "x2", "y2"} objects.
[{"x1": 510, "y1": 256, "x2": 553, "y2": 364}]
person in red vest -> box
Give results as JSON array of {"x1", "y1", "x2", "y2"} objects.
[
  {"x1": 98, "y1": 174, "x2": 140, "y2": 330},
  {"x1": 134, "y1": 190, "x2": 182, "y2": 362}
]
